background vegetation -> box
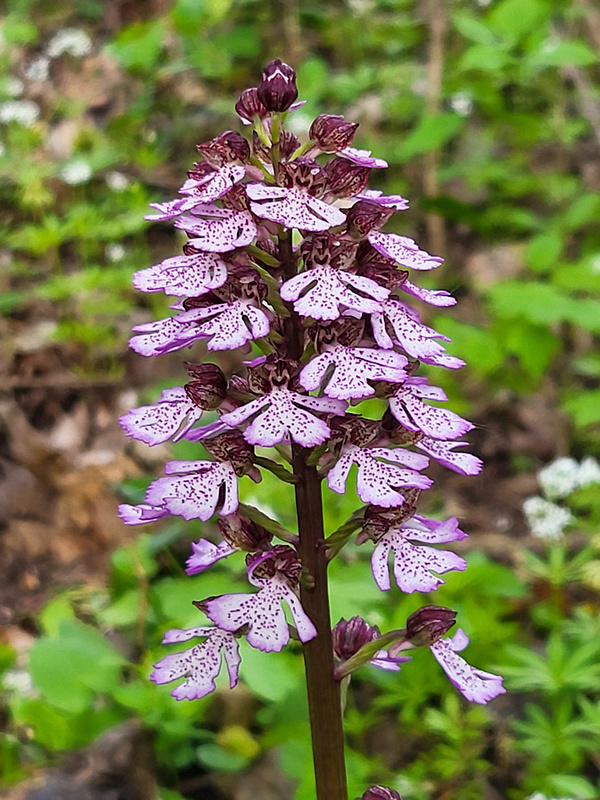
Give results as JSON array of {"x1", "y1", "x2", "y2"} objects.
[{"x1": 1, "y1": 0, "x2": 600, "y2": 798}]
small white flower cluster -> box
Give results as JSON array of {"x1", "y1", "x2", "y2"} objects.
[
  {"x1": 23, "y1": 55, "x2": 51, "y2": 82},
  {"x1": 105, "y1": 170, "x2": 130, "y2": 192},
  {"x1": 523, "y1": 456, "x2": 600, "y2": 541},
  {"x1": 0, "y1": 99, "x2": 40, "y2": 127},
  {"x1": 60, "y1": 158, "x2": 93, "y2": 185},
  {"x1": 46, "y1": 28, "x2": 92, "y2": 59},
  {"x1": 539, "y1": 456, "x2": 600, "y2": 500},
  {"x1": 527, "y1": 793, "x2": 574, "y2": 800},
  {"x1": 450, "y1": 93, "x2": 473, "y2": 117}
]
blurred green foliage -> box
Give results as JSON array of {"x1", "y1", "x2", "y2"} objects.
[{"x1": 2, "y1": 0, "x2": 600, "y2": 798}]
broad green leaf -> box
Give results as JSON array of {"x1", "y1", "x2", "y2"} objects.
[
  {"x1": 107, "y1": 21, "x2": 165, "y2": 72},
  {"x1": 526, "y1": 230, "x2": 563, "y2": 272},
  {"x1": 29, "y1": 619, "x2": 127, "y2": 712},
  {"x1": 396, "y1": 114, "x2": 465, "y2": 161},
  {"x1": 528, "y1": 39, "x2": 597, "y2": 70},
  {"x1": 563, "y1": 390, "x2": 600, "y2": 428},
  {"x1": 458, "y1": 44, "x2": 514, "y2": 74},
  {"x1": 487, "y1": 0, "x2": 549, "y2": 41},
  {"x1": 452, "y1": 12, "x2": 500, "y2": 46}
]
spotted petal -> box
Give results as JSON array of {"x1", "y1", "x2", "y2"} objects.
[
  {"x1": 416, "y1": 438, "x2": 482, "y2": 476},
  {"x1": 371, "y1": 298, "x2": 465, "y2": 369},
  {"x1": 388, "y1": 379, "x2": 473, "y2": 440},
  {"x1": 175, "y1": 204, "x2": 257, "y2": 252},
  {"x1": 327, "y1": 445, "x2": 432, "y2": 507},
  {"x1": 356, "y1": 189, "x2": 409, "y2": 210},
  {"x1": 400, "y1": 278, "x2": 456, "y2": 307},
  {"x1": 339, "y1": 147, "x2": 388, "y2": 168},
  {"x1": 371, "y1": 519, "x2": 467, "y2": 593},
  {"x1": 129, "y1": 314, "x2": 206, "y2": 357},
  {"x1": 186, "y1": 539, "x2": 236, "y2": 575},
  {"x1": 151, "y1": 627, "x2": 240, "y2": 701},
  {"x1": 368, "y1": 231, "x2": 443, "y2": 270},
  {"x1": 246, "y1": 183, "x2": 345, "y2": 232},
  {"x1": 179, "y1": 165, "x2": 246, "y2": 205},
  {"x1": 221, "y1": 387, "x2": 346, "y2": 447},
  {"x1": 431, "y1": 629, "x2": 505, "y2": 704},
  {"x1": 176, "y1": 301, "x2": 270, "y2": 351},
  {"x1": 145, "y1": 460, "x2": 238, "y2": 521},
  {"x1": 281, "y1": 266, "x2": 388, "y2": 321},
  {"x1": 300, "y1": 346, "x2": 408, "y2": 400},
  {"x1": 120, "y1": 387, "x2": 202, "y2": 446},
  {"x1": 205, "y1": 576, "x2": 317, "y2": 652},
  {"x1": 118, "y1": 503, "x2": 170, "y2": 525},
  {"x1": 132, "y1": 252, "x2": 228, "y2": 297}
]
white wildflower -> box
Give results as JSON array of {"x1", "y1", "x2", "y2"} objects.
[
  {"x1": 106, "y1": 243, "x2": 125, "y2": 262},
  {"x1": 577, "y1": 456, "x2": 600, "y2": 488},
  {"x1": 105, "y1": 170, "x2": 130, "y2": 191},
  {"x1": 3, "y1": 669, "x2": 34, "y2": 695},
  {"x1": 47, "y1": 28, "x2": 92, "y2": 59},
  {"x1": 523, "y1": 496, "x2": 573, "y2": 541},
  {"x1": 2, "y1": 76, "x2": 25, "y2": 97},
  {"x1": 0, "y1": 142, "x2": 5, "y2": 157},
  {"x1": 0, "y1": 100, "x2": 40, "y2": 127},
  {"x1": 24, "y1": 56, "x2": 51, "y2": 82},
  {"x1": 590, "y1": 254, "x2": 600, "y2": 274},
  {"x1": 538, "y1": 457, "x2": 580, "y2": 500},
  {"x1": 450, "y1": 93, "x2": 473, "y2": 117},
  {"x1": 60, "y1": 158, "x2": 92, "y2": 185}
]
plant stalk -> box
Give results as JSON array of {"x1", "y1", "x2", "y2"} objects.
[{"x1": 293, "y1": 443, "x2": 349, "y2": 800}]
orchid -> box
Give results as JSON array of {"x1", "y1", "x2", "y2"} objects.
[{"x1": 121, "y1": 59, "x2": 504, "y2": 800}]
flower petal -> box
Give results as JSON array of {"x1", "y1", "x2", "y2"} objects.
[
  {"x1": 205, "y1": 577, "x2": 316, "y2": 653},
  {"x1": 281, "y1": 266, "x2": 388, "y2": 321},
  {"x1": 146, "y1": 461, "x2": 238, "y2": 521},
  {"x1": 120, "y1": 387, "x2": 202, "y2": 446},
  {"x1": 416, "y1": 438, "x2": 482, "y2": 476},
  {"x1": 175, "y1": 205, "x2": 257, "y2": 252},
  {"x1": 431, "y1": 630, "x2": 505, "y2": 704},
  {"x1": 132, "y1": 252, "x2": 228, "y2": 297},
  {"x1": 118, "y1": 503, "x2": 169, "y2": 525},
  {"x1": 186, "y1": 539, "x2": 236, "y2": 575},
  {"x1": 151, "y1": 627, "x2": 240, "y2": 700},
  {"x1": 388, "y1": 381, "x2": 473, "y2": 441},
  {"x1": 300, "y1": 347, "x2": 408, "y2": 400},
  {"x1": 368, "y1": 231, "x2": 443, "y2": 270}
]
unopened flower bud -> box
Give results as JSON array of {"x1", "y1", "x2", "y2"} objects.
[
  {"x1": 406, "y1": 606, "x2": 457, "y2": 647},
  {"x1": 247, "y1": 545, "x2": 302, "y2": 584},
  {"x1": 361, "y1": 787, "x2": 402, "y2": 800},
  {"x1": 309, "y1": 114, "x2": 359, "y2": 152},
  {"x1": 324, "y1": 157, "x2": 370, "y2": 198},
  {"x1": 346, "y1": 200, "x2": 394, "y2": 238},
  {"x1": 203, "y1": 430, "x2": 255, "y2": 475},
  {"x1": 333, "y1": 617, "x2": 379, "y2": 661},
  {"x1": 184, "y1": 363, "x2": 227, "y2": 409},
  {"x1": 235, "y1": 87, "x2": 268, "y2": 122},
  {"x1": 257, "y1": 59, "x2": 298, "y2": 112},
  {"x1": 196, "y1": 130, "x2": 250, "y2": 166},
  {"x1": 252, "y1": 127, "x2": 300, "y2": 163},
  {"x1": 218, "y1": 513, "x2": 272, "y2": 552}
]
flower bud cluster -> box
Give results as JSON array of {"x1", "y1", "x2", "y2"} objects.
[{"x1": 119, "y1": 59, "x2": 504, "y2": 713}]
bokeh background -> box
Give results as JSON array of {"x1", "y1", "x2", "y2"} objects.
[{"x1": 1, "y1": 1, "x2": 600, "y2": 798}]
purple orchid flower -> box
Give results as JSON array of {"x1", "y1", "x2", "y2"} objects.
[
  {"x1": 132, "y1": 250, "x2": 229, "y2": 297},
  {"x1": 370, "y1": 516, "x2": 468, "y2": 593},
  {"x1": 327, "y1": 445, "x2": 432, "y2": 507},
  {"x1": 388, "y1": 378, "x2": 474, "y2": 441},
  {"x1": 430, "y1": 629, "x2": 506, "y2": 704},
  {"x1": 300, "y1": 346, "x2": 408, "y2": 400},
  {"x1": 145, "y1": 460, "x2": 239, "y2": 521},
  {"x1": 151, "y1": 626, "x2": 241, "y2": 701},
  {"x1": 119, "y1": 387, "x2": 203, "y2": 446}
]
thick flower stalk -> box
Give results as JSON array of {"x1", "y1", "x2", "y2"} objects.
[{"x1": 120, "y1": 59, "x2": 504, "y2": 800}]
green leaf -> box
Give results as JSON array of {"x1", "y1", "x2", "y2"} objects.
[
  {"x1": 526, "y1": 230, "x2": 563, "y2": 272},
  {"x1": 563, "y1": 389, "x2": 600, "y2": 428},
  {"x1": 564, "y1": 194, "x2": 600, "y2": 230},
  {"x1": 396, "y1": 114, "x2": 465, "y2": 161},
  {"x1": 458, "y1": 44, "x2": 514, "y2": 74},
  {"x1": 528, "y1": 39, "x2": 597, "y2": 70},
  {"x1": 29, "y1": 619, "x2": 128, "y2": 712},
  {"x1": 546, "y1": 774, "x2": 600, "y2": 799},
  {"x1": 107, "y1": 21, "x2": 165, "y2": 72},
  {"x1": 239, "y1": 642, "x2": 303, "y2": 702},
  {"x1": 486, "y1": 281, "x2": 567, "y2": 325},
  {"x1": 452, "y1": 12, "x2": 500, "y2": 46},
  {"x1": 487, "y1": 0, "x2": 549, "y2": 41}
]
